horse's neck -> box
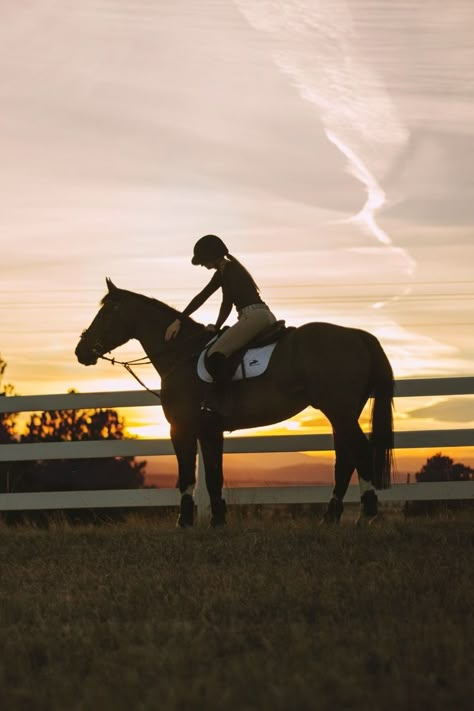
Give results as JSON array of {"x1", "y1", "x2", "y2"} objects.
[{"x1": 135, "y1": 312, "x2": 204, "y2": 378}]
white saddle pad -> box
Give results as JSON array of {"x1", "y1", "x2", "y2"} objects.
[{"x1": 197, "y1": 341, "x2": 278, "y2": 383}]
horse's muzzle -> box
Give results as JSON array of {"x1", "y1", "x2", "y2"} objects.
[{"x1": 75, "y1": 341, "x2": 98, "y2": 366}]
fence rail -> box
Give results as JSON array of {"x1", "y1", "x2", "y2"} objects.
[{"x1": 1, "y1": 377, "x2": 473, "y2": 516}]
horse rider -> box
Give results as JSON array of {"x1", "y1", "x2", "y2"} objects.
[{"x1": 165, "y1": 235, "x2": 277, "y2": 385}]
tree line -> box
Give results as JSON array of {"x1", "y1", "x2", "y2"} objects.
[
  {"x1": 1, "y1": 355, "x2": 472, "y2": 494},
  {"x1": 0, "y1": 356, "x2": 146, "y2": 494}
]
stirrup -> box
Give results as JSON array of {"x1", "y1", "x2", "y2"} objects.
[
  {"x1": 199, "y1": 404, "x2": 223, "y2": 429},
  {"x1": 206, "y1": 352, "x2": 229, "y2": 383}
]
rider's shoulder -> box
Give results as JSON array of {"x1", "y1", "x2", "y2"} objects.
[{"x1": 224, "y1": 259, "x2": 241, "y2": 275}]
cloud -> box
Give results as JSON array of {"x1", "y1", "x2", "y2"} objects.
[
  {"x1": 381, "y1": 131, "x2": 474, "y2": 226},
  {"x1": 408, "y1": 398, "x2": 474, "y2": 423},
  {"x1": 0, "y1": 1, "x2": 363, "y2": 213},
  {"x1": 1, "y1": 1, "x2": 472, "y2": 396}
]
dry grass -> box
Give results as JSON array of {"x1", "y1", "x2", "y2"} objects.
[{"x1": 0, "y1": 510, "x2": 473, "y2": 711}]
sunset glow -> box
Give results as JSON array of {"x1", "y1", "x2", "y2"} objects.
[{"x1": 1, "y1": 1, "x2": 473, "y2": 480}]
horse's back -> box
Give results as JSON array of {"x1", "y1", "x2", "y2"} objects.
[
  {"x1": 268, "y1": 321, "x2": 379, "y2": 404},
  {"x1": 290, "y1": 321, "x2": 374, "y2": 356}
]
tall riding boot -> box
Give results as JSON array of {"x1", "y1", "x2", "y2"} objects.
[
  {"x1": 203, "y1": 352, "x2": 232, "y2": 416},
  {"x1": 207, "y1": 352, "x2": 229, "y2": 383}
]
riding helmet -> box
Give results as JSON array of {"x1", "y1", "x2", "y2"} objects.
[{"x1": 191, "y1": 235, "x2": 228, "y2": 265}]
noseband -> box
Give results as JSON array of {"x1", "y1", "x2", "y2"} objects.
[{"x1": 79, "y1": 328, "x2": 108, "y2": 359}]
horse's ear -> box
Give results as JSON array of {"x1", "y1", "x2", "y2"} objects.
[{"x1": 106, "y1": 277, "x2": 118, "y2": 292}]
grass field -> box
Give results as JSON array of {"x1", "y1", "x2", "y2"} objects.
[{"x1": 0, "y1": 509, "x2": 473, "y2": 711}]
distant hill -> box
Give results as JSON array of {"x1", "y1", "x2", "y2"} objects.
[
  {"x1": 144, "y1": 447, "x2": 474, "y2": 489},
  {"x1": 145, "y1": 452, "x2": 335, "y2": 488}
]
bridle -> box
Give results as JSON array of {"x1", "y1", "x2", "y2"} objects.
[
  {"x1": 79, "y1": 303, "x2": 209, "y2": 397},
  {"x1": 79, "y1": 324, "x2": 160, "y2": 397}
]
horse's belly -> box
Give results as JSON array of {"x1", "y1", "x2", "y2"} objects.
[{"x1": 225, "y1": 390, "x2": 307, "y2": 431}]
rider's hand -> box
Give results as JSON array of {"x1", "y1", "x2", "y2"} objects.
[
  {"x1": 205, "y1": 324, "x2": 217, "y2": 333},
  {"x1": 165, "y1": 319, "x2": 182, "y2": 341}
]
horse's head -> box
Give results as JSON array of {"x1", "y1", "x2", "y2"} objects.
[{"x1": 75, "y1": 278, "x2": 135, "y2": 365}]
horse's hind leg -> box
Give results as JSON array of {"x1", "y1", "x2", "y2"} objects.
[
  {"x1": 321, "y1": 416, "x2": 375, "y2": 524},
  {"x1": 354, "y1": 426, "x2": 379, "y2": 523},
  {"x1": 322, "y1": 425, "x2": 357, "y2": 524},
  {"x1": 328, "y1": 424, "x2": 379, "y2": 525}
]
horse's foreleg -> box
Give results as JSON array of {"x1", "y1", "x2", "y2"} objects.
[
  {"x1": 198, "y1": 415, "x2": 226, "y2": 527},
  {"x1": 170, "y1": 423, "x2": 197, "y2": 528}
]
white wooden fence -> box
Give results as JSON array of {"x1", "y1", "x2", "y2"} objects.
[{"x1": 0, "y1": 377, "x2": 473, "y2": 518}]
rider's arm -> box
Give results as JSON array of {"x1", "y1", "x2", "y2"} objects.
[
  {"x1": 181, "y1": 272, "x2": 221, "y2": 319},
  {"x1": 214, "y1": 293, "x2": 232, "y2": 330}
]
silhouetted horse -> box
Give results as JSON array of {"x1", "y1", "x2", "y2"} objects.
[{"x1": 75, "y1": 279, "x2": 393, "y2": 526}]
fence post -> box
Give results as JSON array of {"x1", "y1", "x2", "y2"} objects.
[{"x1": 195, "y1": 443, "x2": 210, "y2": 524}]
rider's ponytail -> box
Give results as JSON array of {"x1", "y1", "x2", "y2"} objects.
[{"x1": 227, "y1": 254, "x2": 260, "y2": 293}]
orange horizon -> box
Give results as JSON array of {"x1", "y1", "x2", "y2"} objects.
[{"x1": 142, "y1": 447, "x2": 474, "y2": 488}]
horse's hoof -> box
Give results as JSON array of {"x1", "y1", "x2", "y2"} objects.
[
  {"x1": 356, "y1": 513, "x2": 382, "y2": 527},
  {"x1": 176, "y1": 516, "x2": 193, "y2": 531},
  {"x1": 209, "y1": 518, "x2": 227, "y2": 529},
  {"x1": 356, "y1": 513, "x2": 376, "y2": 527},
  {"x1": 210, "y1": 498, "x2": 227, "y2": 527},
  {"x1": 320, "y1": 497, "x2": 343, "y2": 525},
  {"x1": 361, "y1": 490, "x2": 378, "y2": 516},
  {"x1": 356, "y1": 491, "x2": 379, "y2": 527},
  {"x1": 176, "y1": 494, "x2": 194, "y2": 528},
  {"x1": 320, "y1": 516, "x2": 339, "y2": 526}
]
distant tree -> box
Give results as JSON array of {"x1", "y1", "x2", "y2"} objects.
[
  {"x1": 0, "y1": 357, "x2": 18, "y2": 492},
  {"x1": 0, "y1": 355, "x2": 17, "y2": 443},
  {"x1": 415, "y1": 453, "x2": 474, "y2": 483},
  {"x1": 0, "y1": 383, "x2": 146, "y2": 493},
  {"x1": 22, "y1": 401, "x2": 126, "y2": 444},
  {"x1": 405, "y1": 452, "x2": 474, "y2": 516}
]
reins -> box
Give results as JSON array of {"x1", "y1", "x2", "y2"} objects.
[
  {"x1": 95, "y1": 327, "x2": 211, "y2": 398},
  {"x1": 97, "y1": 353, "x2": 162, "y2": 399},
  {"x1": 82, "y1": 289, "x2": 214, "y2": 394}
]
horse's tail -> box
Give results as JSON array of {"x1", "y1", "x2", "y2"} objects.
[{"x1": 362, "y1": 332, "x2": 394, "y2": 489}]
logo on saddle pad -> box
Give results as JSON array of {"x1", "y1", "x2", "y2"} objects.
[{"x1": 197, "y1": 341, "x2": 277, "y2": 383}]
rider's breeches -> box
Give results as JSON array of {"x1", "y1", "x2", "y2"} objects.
[{"x1": 208, "y1": 304, "x2": 276, "y2": 357}]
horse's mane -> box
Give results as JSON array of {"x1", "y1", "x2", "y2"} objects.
[{"x1": 100, "y1": 287, "x2": 193, "y2": 323}]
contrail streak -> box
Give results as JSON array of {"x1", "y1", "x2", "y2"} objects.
[
  {"x1": 234, "y1": 0, "x2": 416, "y2": 283},
  {"x1": 326, "y1": 129, "x2": 392, "y2": 246}
]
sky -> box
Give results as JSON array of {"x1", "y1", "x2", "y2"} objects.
[{"x1": 1, "y1": 1, "x2": 473, "y2": 479}]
